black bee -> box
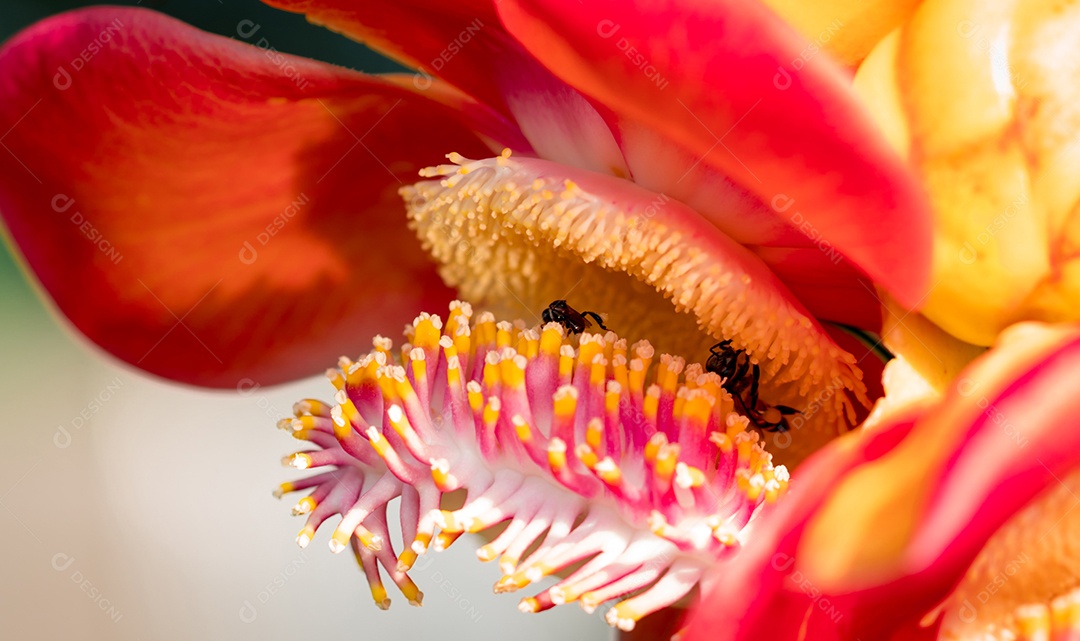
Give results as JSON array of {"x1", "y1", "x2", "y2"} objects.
[
  {"x1": 541, "y1": 300, "x2": 608, "y2": 335},
  {"x1": 706, "y1": 340, "x2": 800, "y2": 433}
]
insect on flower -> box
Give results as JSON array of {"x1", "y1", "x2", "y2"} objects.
[
  {"x1": 541, "y1": 299, "x2": 609, "y2": 335},
  {"x1": 705, "y1": 340, "x2": 800, "y2": 433}
]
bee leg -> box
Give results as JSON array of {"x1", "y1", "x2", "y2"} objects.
[
  {"x1": 581, "y1": 311, "x2": 608, "y2": 331},
  {"x1": 747, "y1": 363, "x2": 761, "y2": 409}
]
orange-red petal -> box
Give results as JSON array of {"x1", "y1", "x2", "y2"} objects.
[
  {"x1": 686, "y1": 322, "x2": 1080, "y2": 641},
  {"x1": 496, "y1": 0, "x2": 934, "y2": 310},
  {"x1": 0, "y1": 8, "x2": 493, "y2": 387}
]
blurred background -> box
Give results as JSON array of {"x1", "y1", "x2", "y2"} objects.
[{"x1": 0, "y1": 2, "x2": 610, "y2": 639}]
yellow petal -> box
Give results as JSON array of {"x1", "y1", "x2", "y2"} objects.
[
  {"x1": 761, "y1": 0, "x2": 921, "y2": 66},
  {"x1": 854, "y1": 0, "x2": 1080, "y2": 345}
]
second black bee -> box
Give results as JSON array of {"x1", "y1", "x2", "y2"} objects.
[{"x1": 706, "y1": 340, "x2": 799, "y2": 433}]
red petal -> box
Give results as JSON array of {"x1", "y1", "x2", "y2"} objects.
[
  {"x1": 686, "y1": 323, "x2": 1080, "y2": 641},
  {"x1": 264, "y1": 0, "x2": 629, "y2": 176},
  {"x1": 496, "y1": 0, "x2": 934, "y2": 309},
  {"x1": 0, "y1": 8, "x2": 493, "y2": 387},
  {"x1": 263, "y1": 0, "x2": 510, "y2": 116}
]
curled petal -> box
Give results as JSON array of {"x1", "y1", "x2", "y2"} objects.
[
  {"x1": 760, "y1": 0, "x2": 921, "y2": 66},
  {"x1": 855, "y1": 1, "x2": 1080, "y2": 344},
  {"x1": 265, "y1": 0, "x2": 628, "y2": 176},
  {"x1": 496, "y1": 0, "x2": 934, "y2": 309},
  {"x1": 687, "y1": 322, "x2": 1080, "y2": 641},
  {"x1": 0, "y1": 7, "x2": 492, "y2": 386}
]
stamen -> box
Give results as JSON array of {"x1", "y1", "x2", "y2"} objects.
[
  {"x1": 402, "y1": 152, "x2": 870, "y2": 462},
  {"x1": 276, "y1": 302, "x2": 790, "y2": 631}
]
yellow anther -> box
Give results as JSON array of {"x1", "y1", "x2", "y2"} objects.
[
  {"x1": 412, "y1": 313, "x2": 443, "y2": 349},
  {"x1": 519, "y1": 597, "x2": 541, "y2": 613},
  {"x1": 325, "y1": 368, "x2": 346, "y2": 391},
  {"x1": 410, "y1": 354, "x2": 427, "y2": 388},
  {"x1": 500, "y1": 353, "x2": 527, "y2": 389},
  {"x1": 726, "y1": 412, "x2": 750, "y2": 438},
  {"x1": 273, "y1": 482, "x2": 294, "y2": 499},
  {"x1": 467, "y1": 381, "x2": 483, "y2": 414},
  {"x1": 292, "y1": 496, "x2": 317, "y2": 515},
  {"x1": 397, "y1": 548, "x2": 418, "y2": 571},
  {"x1": 553, "y1": 386, "x2": 578, "y2": 419},
  {"x1": 654, "y1": 444, "x2": 679, "y2": 482},
  {"x1": 643, "y1": 386, "x2": 660, "y2": 424},
  {"x1": 675, "y1": 462, "x2": 706, "y2": 488},
  {"x1": 453, "y1": 327, "x2": 471, "y2": 359},
  {"x1": 296, "y1": 524, "x2": 316, "y2": 548},
  {"x1": 595, "y1": 457, "x2": 622, "y2": 485},
  {"x1": 496, "y1": 321, "x2": 514, "y2": 349},
  {"x1": 606, "y1": 602, "x2": 643, "y2": 632},
  {"x1": 540, "y1": 324, "x2": 564, "y2": 355},
  {"x1": 474, "y1": 313, "x2": 497, "y2": 346},
  {"x1": 1015, "y1": 604, "x2": 1051, "y2": 639},
  {"x1": 513, "y1": 416, "x2": 533, "y2": 444},
  {"x1": 483, "y1": 397, "x2": 501, "y2": 431},
  {"x1": 370, "y1": 582, "x2": 391, "y2": 610},
  {"x1": 578, "y1": 335, "x2": 604, "y2": 369},
  {"x1": 586, "y1": 418, "x2": 604, "y2": 451},
  {"x1": 372, "y1": 335, "x2": 393, "y2": 358},
  {"x1": 283, "y1": 452, "x2": 312, "y2": 470},
  {"x1": 575, "y1": 443, "x2": 599, "y2": 470},
  {"x1": 644, "y1": 433, "x2": 663, "y2": 464},
  {"x1": 334, "y1": 398, "x2": 362, "y2": 438},
  {"x1": 387, "y1": 404, "x2": 417, "y2": 442},
  {"x1": 548, "y1": 438, "x2": 568, "y2": 472},
  {"x1": 483, "y1": 353, "x2": 501, "y2": 389},
  {"x1": 399, "y1": 579, "x2": 424, "y2": 607},
  {"x1": 558, "y1": 346, "x2": 575, "y2": 379},
  {"x1": 589, "y1": 356, "x2": 606, "y2": 387},
  {"x1": 710, "y1": 431, "x2": 734, "y2": 454},
  {"x1": 293, "y1": 399, "x2": 330, "y2": 417},
  {"x1": 435, "y1": 530, "x2": 462, "y2": 551}
]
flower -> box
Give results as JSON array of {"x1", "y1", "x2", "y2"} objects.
[{"x1": 1, "y1": 0, "x2": 938, "y2": 637}]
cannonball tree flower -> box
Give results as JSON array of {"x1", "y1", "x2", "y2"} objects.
[{"x1": 0, "y1": 0, "x2": 934, "y2": 635}]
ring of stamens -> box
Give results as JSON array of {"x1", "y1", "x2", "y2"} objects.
[
  {"x1": 276, "y1": 301, "x2": 789, "y2": 631},
  {"x1": 401, "y1": 151, "x2": 869, "y2": 463}
]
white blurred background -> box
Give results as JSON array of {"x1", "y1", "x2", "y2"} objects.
[
  {"x1": 0, "y1": 2, "x2": 609, "y2": 638},
  {"x1": 0, "y1": 236, "x2": 610, "y2": 641}
]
